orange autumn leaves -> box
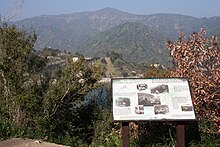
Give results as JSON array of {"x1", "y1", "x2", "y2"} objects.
[{"x1": 166, "y1": 28, "x2": 220, "y2": 133}]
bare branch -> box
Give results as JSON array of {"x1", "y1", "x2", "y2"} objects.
[
  {"x1": 7, "y1": 0, "x2": 25, "y2": 21},
  {"x1": 49, "y1": 87, "x2": 70, "y2": 117}
]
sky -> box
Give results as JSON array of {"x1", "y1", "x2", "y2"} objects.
[{"x1": 1, "y1": 0, "x2": 220, "y2": 21}]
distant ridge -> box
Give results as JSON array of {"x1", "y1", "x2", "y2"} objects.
[{"x1": 13, "y1": 7, "x2": 220, "y2": 65}]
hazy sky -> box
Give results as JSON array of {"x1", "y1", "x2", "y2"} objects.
[{"x1": 1, "y1": 0, "x2": 220, "y2": 21}]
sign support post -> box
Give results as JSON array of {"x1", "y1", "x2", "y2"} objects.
[
  {"x1": 122, "y1": 122, "x2": 130, "y2": 147},
  {"x1": 177, "y1": 122, "x2": 185, "y2": 147}
]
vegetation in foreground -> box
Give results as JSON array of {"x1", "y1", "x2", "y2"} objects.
[{"x1": 0, "y1": 23, "x2": 219, "y2": 146}]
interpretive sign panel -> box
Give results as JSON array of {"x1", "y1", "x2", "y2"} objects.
[{"x1": 112, "y1": 78, "x2": 196, "y2": 121}]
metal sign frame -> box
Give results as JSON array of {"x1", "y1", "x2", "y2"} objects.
[{"x1": 112, "y1": 77, "x2": 196, "y2": 122}]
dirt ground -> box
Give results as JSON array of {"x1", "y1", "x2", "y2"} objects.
[{"x1": 0, "y1": 138, "x2": 70, "y2": 147}]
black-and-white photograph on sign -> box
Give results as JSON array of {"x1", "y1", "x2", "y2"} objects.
[
  {"x1": 112, "y1": 78, "x2": 196, "y2": 121},
  {"x1": 138, "y1": 93, "x2": 161, "y2": 106},
  {"x1": 154, "y1": 105, "x2": 169, "y2": 115}
]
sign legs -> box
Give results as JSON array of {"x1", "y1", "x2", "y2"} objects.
[
  {"x1": 122, "y1": 122, "x2": 130, "y2": 147},
  {"x1": 177, "y1": 123, "x2": 185, "y2": 147}
]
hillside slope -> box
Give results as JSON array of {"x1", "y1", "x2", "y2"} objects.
[{"x1": 78, "y1": 22, "x2": 171, "y2": 65}]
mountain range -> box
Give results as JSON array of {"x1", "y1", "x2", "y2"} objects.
[{"x1": 13, "y1": 7, "x2": 220, "y2": 66}]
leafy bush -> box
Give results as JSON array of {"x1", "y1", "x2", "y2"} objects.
[{"x1": 166, "y1": 29, "x2": 220, "y2": 133}]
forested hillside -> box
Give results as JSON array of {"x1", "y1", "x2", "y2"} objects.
[
  {"x1": 13, "y1": 8, "x2": 220, "y2": 66},
  {"x1": 78, "y1": 21, "x2": 171, "y2": 65}
]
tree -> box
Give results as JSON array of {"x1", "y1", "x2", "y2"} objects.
[
  {"x1": 0, "y1": 23, "x2": 103, "y2": 144},
  {"x1": 0, "y1": 23, "x2": 38, "y2": 126},
  {"x1": 42, "y1": 57, "x2": 102, "y2": 143},
  {"x1": 166, "y1": 29, "x2": 220, "y2": 133}
]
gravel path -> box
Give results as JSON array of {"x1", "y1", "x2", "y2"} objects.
[{"x1": 0, "y1": 138, "x2": 70, "y2": 147}]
